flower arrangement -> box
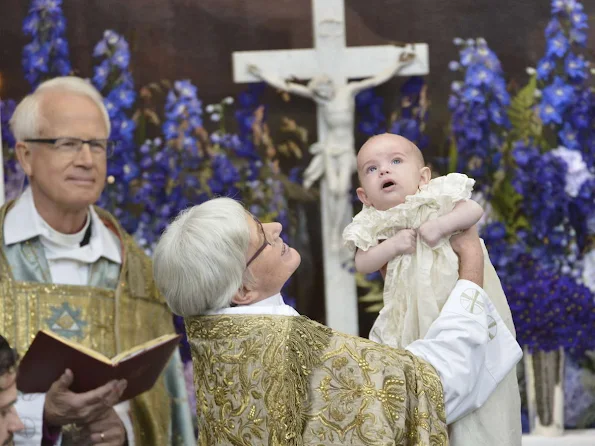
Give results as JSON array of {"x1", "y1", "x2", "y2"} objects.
[
  {"x1": 447, "y1": 38, "x2": 510, "y2": 197},
  {"x1": 448, "y1": 0, "x2": 594, "y2": 431},
  {"x1": 22, "y1": 0, "x2": 71, "y2": 87},
  {"x1": 447, "y1": 0, "x2": 594, "y2": 356}
]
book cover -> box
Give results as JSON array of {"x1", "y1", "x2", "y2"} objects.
[{"x1": 17, "y1": 330, "x2": 181, "y2": 402}]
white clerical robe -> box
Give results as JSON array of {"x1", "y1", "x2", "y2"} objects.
[
  {"x1": 208, "y1": 282, "x2": 522, "y2": 424},
  {"x1": 5, "y1": 188, "x2": 135, "y2": 445}
]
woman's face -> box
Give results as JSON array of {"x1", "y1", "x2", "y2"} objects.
[{"x1": 242, "y1": 215, "x2": 301, "y2": 302}]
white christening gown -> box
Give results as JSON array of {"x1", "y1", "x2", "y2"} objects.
[{"x1": 343, "y1": 173, "x2": 522, "y2": 446}]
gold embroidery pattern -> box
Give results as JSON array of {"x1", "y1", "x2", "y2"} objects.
[
  {"x1": 8, "y1": 281, "x2": 117, "y2": 355},
  {"x1": 186, "y1": 315, "x2": 332, "y2": 446},
  {"x1": 187, "y1": 315, "x2": 448, "y2": 446}
]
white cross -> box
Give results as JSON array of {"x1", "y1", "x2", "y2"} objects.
[{"x1": 232, "y1": 0, "x2": 428, "y2": 335}]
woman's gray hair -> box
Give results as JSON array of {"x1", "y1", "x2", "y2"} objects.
[
  {"x1": 9, "y1": 76, "x2": 111, "y2": 141},
  {"x1": 153, "y1": 198, "x2": 251, "y2": 316}
]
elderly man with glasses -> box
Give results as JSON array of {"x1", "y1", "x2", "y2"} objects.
[
  {"x1": 1, "y1": 77, "x2": 194, "y2": 445},
  {"x1": 153, "y1": 197, "x2": 523, "y2": 446}
]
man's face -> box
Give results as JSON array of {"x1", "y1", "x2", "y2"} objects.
[
  {"x1": 235, "y1": 215, "x2": 301, "y2": 304},
  {"x1": 356, "y1": 134, "x2": 430, "y2": 211},
  {"x1": 0, "y1": 372, "x2": 24, "y2": 445},
  {"x1": 17, "y1": 91, "x2": 109, "y2": 213}
]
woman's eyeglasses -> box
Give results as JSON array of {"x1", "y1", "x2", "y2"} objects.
[{"x1": 246, "y1": 217, "x2": 271, "y2": 267}]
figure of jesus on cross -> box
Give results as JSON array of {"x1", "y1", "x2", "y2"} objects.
[{"x1": 233, "y1": 0, "x2": 428, "y2": 334}]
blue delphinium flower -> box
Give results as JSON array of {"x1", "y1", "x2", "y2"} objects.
[
  {"x1": 356, "y1": 76, "x2": 430, "y2": 151},
  {"x1": 510, "y1": 264, "x2": 595, "y2": 355},
  {"x1": 542, "y1": 76, "x2": 574, "y2": 109},
  {"x1": 92, "y1": 31, "x2": 139, "y2": 233},
  {"x1": 512, "y1": 148, "x2": 572, "y2": 269},
  {"x1": 482, "y1": 222, "x2": 595, "y2": 356},
  {"x1": 355, "y1": 89, "x2": 385, "y2": 136},
  {"x1": 481, "y1": 222, "x2": 528, "y2": 285},
  {"x1": 389, "y1": 76, "x2": 430, "y2": 151},
  {"x1": 0, "y1": 100, "x2": 16, "y2": 150},
  {"x1": 22, "y1": 0, "x2": 71, "y2": 87},
  {"x1": 536, "y1": 0, "x2": 593, "y2": 170},
  {"x1": 547, "y1": 33, "x2": 569, "y2": 58},
  {"x1": 92, "y1": 31, "x2": 137, "y2": 149},
  {"x1": 0, "y1": 99, "x2": 27, "y2": 201},
  {"x1": 570, "y1": 177, "x2": 595, "y2": 251},
  {"x1": 208, "y1": 154, "x2": 240, "y2": 195},
  {"x1": 449, "y1": 37, "x2": 510, "y2": 195},
  {"x1": 532, "y1": 0, "x2": 594, "y2": 274},
  {"x1": 565, "y1": 53, "x2": 588, "y2": 80},
  {"x1": 163, "y1": 79, "x2": 203, "y2": 158}
]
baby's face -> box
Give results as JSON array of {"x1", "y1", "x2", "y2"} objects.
[{"x1": 356, "y1": 134, "x2": 429, "y2": 211}]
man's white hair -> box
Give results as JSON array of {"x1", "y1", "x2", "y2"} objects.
[
  {"x1": 153, "y1": 198, "x2": 251, "y2": 316},
  {"x1": 9, "y1": 76, "x2": 110, "y2": 141}
]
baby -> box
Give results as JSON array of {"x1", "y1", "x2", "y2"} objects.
[{"x1": 343, "y1": 133, "x2": 521, "y2": 446}]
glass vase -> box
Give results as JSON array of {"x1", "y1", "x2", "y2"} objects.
[{"x1": 524, "y1": 347, "x2": 565, "y2": 436}]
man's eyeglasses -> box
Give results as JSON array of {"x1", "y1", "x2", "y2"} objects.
[
  {"x1": 24, "y1": 137, "x2": 117, "y2": 157},
  {"x1": 246, "y1": 217, "x2": 271, "y2": 267}
]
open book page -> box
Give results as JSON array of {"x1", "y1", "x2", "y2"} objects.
[
  {"x1": 41, "y1": 330, "x2": 112, "y2": 364},
  {"x1": 111, "y1": 333, "x2": 179, "y2": 364}
]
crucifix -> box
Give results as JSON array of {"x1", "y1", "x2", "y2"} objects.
[{"x1": 232, "y1": 0, "x2": 429, "y2": 335}]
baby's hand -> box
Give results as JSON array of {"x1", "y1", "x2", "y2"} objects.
[
  {"x1": 419, "y1": 220, "x2": 445, "y2": 248},
  {"x1": 389, "y1": 229, "x2": 417, "y2": 256}
]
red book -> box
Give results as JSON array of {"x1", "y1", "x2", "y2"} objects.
[{"x1": 17, "y1": 330, "x2": 181, "y2": 402}]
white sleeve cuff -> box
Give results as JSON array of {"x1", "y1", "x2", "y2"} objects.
[
  {"x1": 113, "y1": 401, "x2": 135, "y2": 446},
  {"x1": 13, "y1": 393, "x2": 46, "y2": 445}
]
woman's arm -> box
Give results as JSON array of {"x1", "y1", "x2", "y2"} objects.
[{"x1": 354, "y1": 229, "x2": 416, "y2": 274}]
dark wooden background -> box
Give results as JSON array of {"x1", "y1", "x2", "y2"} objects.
[{"x1": 1, "y1": 0, "x2": 593, "y2": 334}]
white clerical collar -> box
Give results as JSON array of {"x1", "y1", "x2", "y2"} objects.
[
  {"x1": 4, "y1": 187, "x2": 122, "y2": 264},
  {"x1": 204, "y1": 293, "x2": 300, "y2": 316},
  {"x1": 40, "y1": 210, "x2": 90, "y2": 248},
  {"x1": 250, "y1": 293, "x2": 285, "y2": 307}
]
